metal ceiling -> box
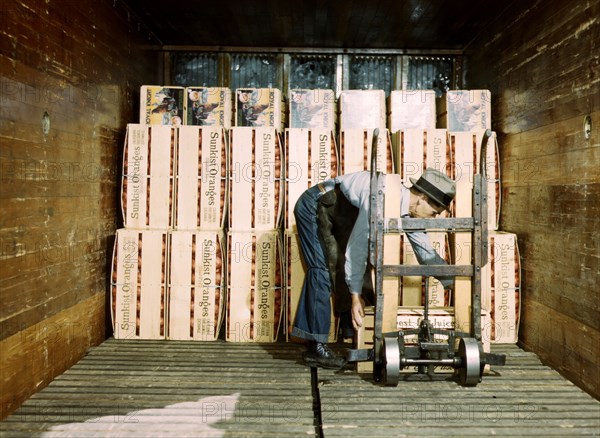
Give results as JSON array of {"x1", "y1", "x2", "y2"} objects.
[{"x1": 121, "y1": 0, "x2": 521, "y2": 53}]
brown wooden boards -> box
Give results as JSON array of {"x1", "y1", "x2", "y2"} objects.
[
  {"x1": 319, "y1": 344, "x2": 600, "y2": 437},
  {"x1": 0, "y1": 339, "x2": 315, "y2": 437},
  {"x1": 1, "y1": 0, "x2": 157, "y2": 418},
  {"x1": 339, "y1": 129, "x2": 394, "y2": 174},
  {"x1": 466, "y1": 0, "x2": 600, "y2": 400},
  {"x1": 3, "y1": 341, "x2": 599, "y2": 437}
]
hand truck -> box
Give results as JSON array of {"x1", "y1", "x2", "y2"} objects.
[{"x1": 347, "y1": 128, "x2": 506, "y2": 386}]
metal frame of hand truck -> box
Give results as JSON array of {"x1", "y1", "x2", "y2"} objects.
[{"x1": 347, "y1": 128, "x2": 505, "y2": 386}]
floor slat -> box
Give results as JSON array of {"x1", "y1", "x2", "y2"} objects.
[
  {"x1": 1, "y1": 339, "x2": 316, "y2": 437},
  {"x1": 1, "y1": 341, "x2": 598, "y2": 437},
  {"x1": 318, "y1": 344, "x2": 600, "y2": 437}
]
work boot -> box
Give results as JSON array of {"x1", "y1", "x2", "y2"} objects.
[{"x1": 303, "y1": 342, "x2": 347, "y2": 369}]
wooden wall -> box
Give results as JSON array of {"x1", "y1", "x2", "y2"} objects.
[
  {"x1": 1, "y1": 0, "x2": 597, "y2": 419},
  {"x1": 466, "y1": 0, "x2": 599, "y2": 398},
  {"x1": 0, "y1": 0, "x2": 157, "y2": 418}
]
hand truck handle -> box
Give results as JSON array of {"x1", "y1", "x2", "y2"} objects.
[
  {"x1": 369, "y1": 128, "x2": 380, "y2": 266},
  {"x1": 479, "y1": 129, "x2": 493, "y2": 177}
]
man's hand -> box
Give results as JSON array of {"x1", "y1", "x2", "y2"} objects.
[{"x1": 351, "y1": 293, "x2": 365, "y2": 330}]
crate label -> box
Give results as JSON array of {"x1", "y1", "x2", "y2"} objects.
[
  {"x1": 289, "y1": 89, "x2": 336, "y2": 130},
  {"x1": 176, "y1": 126, "x2": 227, "y2": 229},
  {"x1": 229, "y1": 128, "x2": 282, "y2": 230},
  {"x1": 111, "y1": 229, "x2": 167, "y2": 340},
  {"x1": 235, "y1": 88, "x2": 283, "y2": 130},
  {"x1": 227, "y1": 231, "x2": 282, "y2": 342},
  {"x1": 168, "y1": 230, "x2": 224, "y2": 341},
  {"x1": 185, "y1": 87, "x2": 232, "y2": 127},
  {"x1": 140, "y1": 86, "x2": 184, "y2": 126}
]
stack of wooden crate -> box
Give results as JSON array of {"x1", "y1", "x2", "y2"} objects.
[
  {"x1": 111, "y1": 85, "x2": 520, "y2": 349},
  {"x1": 112, "y1": 124, "x2": 175, "y2": 340},
  {"x1": 112, "y1": 86, "x2": 231, "y2": 341},
  {"x1": 390, "y1": 126, "x2": 453, "y2": 308},
  {"x1": 353, "y1": 88, "x2": 521, "y2": 369},
  {"x1": 284, "y1": 89, "x2": 339, "y2": 342},
  {"x1": 226, "y1": 88, "x2": 286, "y2": 342},
  {"x1": 169, "y1": 125, "x2": 228, "y2": 341},
  {"x1": 439, "y1": 90, "x2": 520, "y2": 344}
]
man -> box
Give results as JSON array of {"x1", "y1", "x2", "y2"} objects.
[{"x1": 292, "y1": 168, "x2": 456, "y2": 369}]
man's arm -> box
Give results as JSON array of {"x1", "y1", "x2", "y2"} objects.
[
  {"x1": 344, "y1": 206, "x2": 370, "y2": 295},
  {"x1": 405, "y1": 231, "x2": 454, "y2": 290},
  {"x1": 341, "y1": 173, "x2": 372, "y2": 329}
]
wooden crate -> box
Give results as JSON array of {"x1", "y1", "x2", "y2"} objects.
[
  {"x1": 356, "y1": 306, "x2": 491, "y2": 373},
  {"x1": 339, "y1": 128, "x2": 394, "y2": 174},
  {"x1": 450, "y1": 130, "x2": 474, "y2": 331},
  {"x1": 167, "y1": 230, "x2": 226, "y2": 341},
  {"x1": 121, "y1": 124, "x2": 176, "y2": 229},
  {"x1": 482, "y1": 231, "x2": 521, "y2": 343},
  {"x1": 339, "y1": 90, "x2": 386, "y2": 130},
  {"x1": 229, "y1": 127, "x2": 283, "y2": 231},
  {"x1": 437, "y1": 90, "x2": 492, "y2": 132},
  {"x1": 289, "y1": 89, "x2": 336, "y2": 130},
  {"x1": 175, "y1": 126, "x2": 228, "y2": 230},
  {"x1": 387, "y1": 90, "x2": 437, "y2": 132},
  {"x1": 140, "y1": 86, "x2": 185, "y2": 126},
  {"x1": 382, "y1": 174, "x2": 451, "y2": 308},
  {"x1": 226, "y1": 230, "x2": 283, "y2": 342},
  {"x1": 450, "y1": 231, "x2": 521, "y2": 343},
  {"x1": 450, "y1": 130, "x2": 501, "y2": 330},
  {"x1": 450, "y1": 232, "x2": 474, "y2": 334},
  {"x1": 121, "y1": 175, "x2": 174, "y2": 229},
  {"x1": 392, "y1": 128, "x2": 452, "y2": 189},
  {"x1": 485, "y1": 132, "x2": 501, "y2": 231},
  {"x1": 450, "y1": 130, "x2": 501, "y2": 230},
  {"x1": 234, "y1": 88, "x2": 285, "y2": 131},
  {"x1": 284, "y1": 128, "x2": 338, "y2": 231},
  {"x1": 184, "y1": 87, "x2": 232, "y2": 127},
  {"x1": 284, "y1": 231, "x2": 338, "y2": 343},
  {"x1": 383, "y1": 233, "x2": 451, "y2": 307},
  {"x1": 110, "y1": 229, "x2": 168, "y2": 340},
  {"x1": 391, "y1": 128, "x2": 453, "y2": 231}
]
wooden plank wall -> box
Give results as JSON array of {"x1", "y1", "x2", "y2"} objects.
[
  {"x1": 465, "y1": 0, "x2": 599, "y2": 399},
  {"x1": 0, "y1": 0, "x2": 157, "y2": 418}
]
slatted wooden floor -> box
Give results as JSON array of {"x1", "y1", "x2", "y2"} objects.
[
  {"x1": 319, "y1": 344, "x2": 600, "y2": 437},
  {"x1": 0, "y1": 340, "x2": 316, "y2": 437},
  {"x1": 1, "y1": 340, "x2": 599, "y2": 437}
]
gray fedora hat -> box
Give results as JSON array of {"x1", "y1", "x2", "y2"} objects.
[{"x1": 409, "y1": 168, "x2": 456, "y2": 209}]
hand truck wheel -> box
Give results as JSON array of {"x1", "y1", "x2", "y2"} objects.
[
  {"x1": 457, "y1": 337, "x2": 482, "y2": 387},
  {"x1": 382, "y1": 335, "x2": 400, "y2": 386}
]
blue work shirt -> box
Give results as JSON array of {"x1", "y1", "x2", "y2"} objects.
[{"x1": 335, "y1": 171, "x2": 453, "y2": 294}]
